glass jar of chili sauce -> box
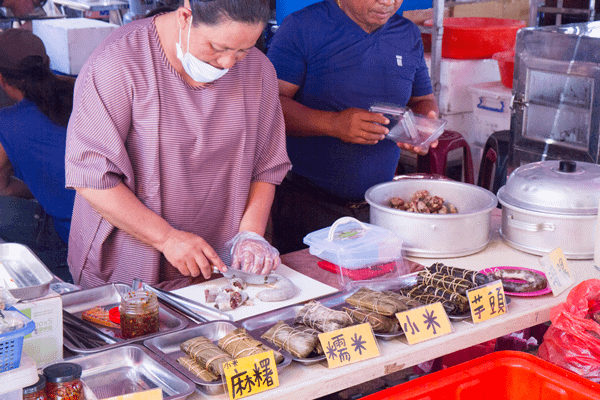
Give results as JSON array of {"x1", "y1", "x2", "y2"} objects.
[
  {"x1": 119, "y1": 290, "x2": 160, "y2": 339},
  {"x1": 23, "y1": 374, "x2": 47, "y2": 400},
  {"x1": 43, "y1": 362, "x2": 83, "y2": 400}
]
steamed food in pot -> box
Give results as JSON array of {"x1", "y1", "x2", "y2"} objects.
[{"x1": 388, "y1": 190, "x2": 458, "y2": 214}]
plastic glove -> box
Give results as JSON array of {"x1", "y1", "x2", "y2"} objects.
[{"x1": 226, "y1": 231, "x2": 280, "y2": 274}]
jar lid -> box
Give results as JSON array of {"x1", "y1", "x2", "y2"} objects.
[
  {"x1": 43, "y1": 362, "x2": 82, "y2": 383},
  {"x1": 23, "y1": 374, "x2": 46, "y2": 394},
  {"x1": 498, "y1": 160, "x2": 600, "y2": 215}
]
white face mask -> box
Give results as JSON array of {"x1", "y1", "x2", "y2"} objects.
[{"x1": 176, "y1": 16, "x2": 229, "y2": 83}]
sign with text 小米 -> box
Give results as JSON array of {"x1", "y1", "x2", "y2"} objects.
[{"x1": 396, "y1": 302, "x2": 452, "y2": 345}]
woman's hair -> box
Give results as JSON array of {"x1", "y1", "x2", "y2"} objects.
[
  {"x1": 0, "y1": 57, "x2": 75, "y2": 127},
  {"x1": 190, "y1": 0, "x2": 270, "y2": 27}
]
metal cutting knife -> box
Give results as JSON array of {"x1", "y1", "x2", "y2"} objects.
[{"x1": 213, "y1": 266, "x2": 278, "y2": 285}]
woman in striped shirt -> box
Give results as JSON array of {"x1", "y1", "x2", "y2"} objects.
[{"x1": 65, "y1": 0, "x2": 291, "y2": 288}]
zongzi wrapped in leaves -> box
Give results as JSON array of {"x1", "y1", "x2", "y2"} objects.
[
  {"x1": 346, "y1": 287, "x2": 421, "y2": 316},
  {"x1": 407, "y1": 284, "x2": 470, "y2": 314},
  {"x1": 427, "y1": 263, "x2": 489, "y2": 286},
  {"x1": 295, "y1": 301, "x2": 354, "y2": 332},
  {"x1": 343, "y1": 307, "x2": 399, "y2": 334},
  {"x1": 218, "y1": 328, "x2": 284, "y2": 363},
  {"x1": 291, "y1": 324, "x2": 324, "y2": 354},
  {"x1": 180, "y1": 336, "x2": 233, "y2": 377},
  {"x1": 261, "y1": 320, "x2": 320, "y2": 359},
  {"x1": 398, "y1": 289, "x2": 462, "y2": 315},
  {"x1": 177, "y1": 355, "x2": 219, "y2": 382},
  {"x1": 417, "y1": 270, "x2": 474, "y2": 295}
]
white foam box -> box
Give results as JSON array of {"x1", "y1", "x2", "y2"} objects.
[
  {"x1": 426, "y1": 54, "x2": 501, "y2": 114},
  {"x1": 468, "y1": 81, "x2": 513, "y2": 146},
  {"x1": 0, "y1": 354, "x2": 38, "y2": 400},
  {"x1": 32, "y1": 18, "x2": 119, "y2": 75},
  {"x1": 14, "y1": 290, "x2": 63, "y2": 366}
]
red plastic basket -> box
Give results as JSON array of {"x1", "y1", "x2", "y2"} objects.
[
  {"x1": 364, "y1": 351, "x2": 600, "y2": 400},
  {"x1": 0, "y1": 307, "x2": 36, "y2": 372}
]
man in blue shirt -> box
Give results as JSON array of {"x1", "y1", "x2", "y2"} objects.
[
  {"x1": 0, "y1": 29, "x2": 75, "y2": 282},
  {"x1": 267, "y1": 0, "x2": 439, "y2": 254}
]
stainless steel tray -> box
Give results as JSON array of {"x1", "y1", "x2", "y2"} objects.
[
  {"x1": 239, "y1": 288, "x2": 410, "y2": 364},
  {"x1": 64, "y1": 344, "x2": 195, "y2": 400},
  {"x1": 61, "y1": 283, "x2": 188, "y2": 354},
  {"x1": 144, "y1": 320, "x2": 292, "y2": 396},
  {"x1": 0, "y1": 243, "x2": 53, "y2": 300}
]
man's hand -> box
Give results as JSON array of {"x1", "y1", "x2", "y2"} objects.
[
  {"x1": 397, "y1": 110, "x2": 440, "y2": 155},
  {"x1": 332, "y1": 108, "x2": 390, "y2": 144}
]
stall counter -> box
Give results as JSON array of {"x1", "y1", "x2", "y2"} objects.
[{"x1": 186, "y1": 208, "x2": 600, "y2": 400}]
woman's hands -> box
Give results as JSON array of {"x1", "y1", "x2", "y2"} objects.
[
  {"x1": 160, "y1": 229, "x2": 227, "y2": 279},
  {"x1": 226, "y1": 231, "x2": 280, "y2": 275}
]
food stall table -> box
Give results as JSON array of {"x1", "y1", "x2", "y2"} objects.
[{"x1": 187, "y1": 208, "x2": 600, "y2": 399}]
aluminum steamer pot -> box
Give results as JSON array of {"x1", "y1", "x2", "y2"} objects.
[
  {"x1": 365, "y1": 179, "x2": 498, "y2": 258},
  {"x1": 497, "y1": 160, "x2": 600, "y2": 259}
]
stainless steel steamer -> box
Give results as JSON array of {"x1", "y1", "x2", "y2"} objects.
[{"x1": 497, "y1": 160, "x2": 600, "y2": 259}]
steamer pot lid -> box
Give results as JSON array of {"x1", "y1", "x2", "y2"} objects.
[{"x1": 498, "y1": 160, "x2": 600, "y2": 215}]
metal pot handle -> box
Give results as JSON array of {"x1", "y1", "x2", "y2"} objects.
[
  {"x1": 326, "y1": 217, "x2": 369, "y2": 241},
  {"x1": 506, "y1": 214, "x2": 555, "y2": 232}
]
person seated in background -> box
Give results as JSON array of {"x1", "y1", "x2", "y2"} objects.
[
  {"x1": 0, "y1": 29, "x2": 76, "y2": 283},
  {"x1": 266, "y1": 0, "x2": 440, "y2": 254}
]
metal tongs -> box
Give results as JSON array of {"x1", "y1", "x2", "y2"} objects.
[{"x1": 132, "y1": 278, "x2": 233, "y2": 323}]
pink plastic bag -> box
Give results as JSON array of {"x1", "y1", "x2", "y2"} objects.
[{"x1": 538, "y1": 279, "x2": 600, "y2": 382}]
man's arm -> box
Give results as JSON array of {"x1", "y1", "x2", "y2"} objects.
[
  {"x1": 278, "y1": 80, "x2": 389, "y2": 145},
  {"x1": 0, "y1": 144, "x2": 33, "y2": 198}
]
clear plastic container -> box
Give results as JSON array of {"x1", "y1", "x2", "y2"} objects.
[
  {"x1": 369, "y1": 103, "x2": 446, "y2": 149},
  {"x1": 43, "y1": 362, "x2": 83, "y2": 400},
  {"x1": 303, "y1": 217, "x2": 406, "y2": 289},
  {"x1": 119, "y1": 290, "x2": 160, "y2": 339}
]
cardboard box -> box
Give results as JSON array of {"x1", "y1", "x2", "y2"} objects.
[
  {"x1": 32, "y1": 18, "x2": 119, "y2": 75},
  {"x1": 14, "y1": 290, "x2": 63, "y2": 366}
]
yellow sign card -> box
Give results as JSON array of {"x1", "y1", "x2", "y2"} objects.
[
  {"x1": 222, "y1": 350, "x2": 279, "y2": 400},
  {"x1": 396, "y1": 302, "x2": 452, "y2": 345},
  {"x1": 102, "y1": 388, "x2": 162, "y2": 400},
  {"x1": 539, "y1": 247, "x2": 574, "y2": 296},
  {"x1": 318, "y1": 323, "x2": 380, "y2": 369},
  {"x1": 467, "y1": 280, "x2": 508, "y2": 323}
]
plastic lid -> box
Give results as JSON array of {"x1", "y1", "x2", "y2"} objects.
[
  {"x1": 43, "y1": 362, "x2": 82, "y2": 383},
  {"x1": 303, "y1": 217, "x2": 403, "y2": 269},
  {"x1": 23, "y1": 375, "x2": 46, "y2": 394}
]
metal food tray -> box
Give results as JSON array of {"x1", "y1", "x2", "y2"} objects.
[
  {"x1": 64, "y1": 344, "x2": 195, "y2": 400},
  {"x1": 61, "y1": 283, "x2": 188, "y2": 354},
  {"x1": 0, "y1": 243, "x2": 53, "y2": 300},
  {"x1": 238, "y1": 289, "x2": 404, "y2": 366},
  {"x1": 144, "y1": 320, "x2": 292, "y2": 396}
]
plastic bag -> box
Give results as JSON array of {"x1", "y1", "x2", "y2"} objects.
[{"x1": 538, "y1": 279, "x2": 600, "y2": 382}]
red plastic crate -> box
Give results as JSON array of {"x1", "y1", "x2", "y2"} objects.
[{"x1": 364, "y1": 351, "x2": 600, "y2": 400}]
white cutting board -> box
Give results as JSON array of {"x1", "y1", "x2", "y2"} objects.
[{"x1": 172, "y1": 264, "x2": 338, "y2": 322}]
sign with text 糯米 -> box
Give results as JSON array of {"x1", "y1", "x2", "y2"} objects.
[
  {"x1": 539, "y1": 248, "x2": 574, "y2": 296},
  {"x1": 318, "y1": 323, "x2": 380, "y2": 369},
  {"x1": 467, "y1": 280, "x2": 507, "y2": 323},
  {"x1": 222, "y1": 350, "x2": 279, "y2": 400},
  {"x1": 396, "y1": 302, "x2": 452, "y2": 345}
]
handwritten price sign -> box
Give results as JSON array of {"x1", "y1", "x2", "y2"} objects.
[
  {"x1": 467, "y1": 280, "x2": 507, "y2": 323},
  {"x1": 318, "y1": 323, "x2": 380, "y2": 369},
  {"x1": 222, "y1": 351, "x2": 279, "y2": 400},
  {"x1": 396, "y1": 302, "x2": 453, "y2": 345}
]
